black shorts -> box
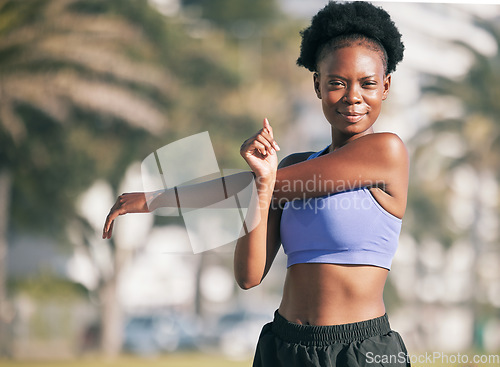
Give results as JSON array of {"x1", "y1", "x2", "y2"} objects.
[{"x1": 253, "y1": 311, "x2": 411, "y2": 367}]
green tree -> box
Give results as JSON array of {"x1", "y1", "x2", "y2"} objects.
[
  {"x1": 0, "y1": 0, "x2": 294, "y2": 357},
  {"x1": 0, "y1": 0, "x2": 174, "y2": 357},
  {"x1": 181, "y1": 0, "x2": 277, "y2": 31}
]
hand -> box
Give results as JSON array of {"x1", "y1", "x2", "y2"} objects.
[
  {"x1": 240, "y1": 118, "x2": 280, "y2": 179},
  {"x1": 102, "y1": 192, "x2": 150, "y2": 239}
]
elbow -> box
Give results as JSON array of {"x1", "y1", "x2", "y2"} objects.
[
  {"x1": 235, "y1": 275, "x2": 261, "y2": 290},
  {"x1": 233, "y1": 255, "x2": 265, "y2": 290},
  {"x1": 238, "y1": 282, "x2": 260, "y2": 290},
  {"x1": 238, "y1": 281, "x2": 260, "y2": 290}
]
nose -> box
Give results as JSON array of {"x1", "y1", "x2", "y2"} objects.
[{"x1": 343, "y1": 85, "x2": 362, "y2": 104}]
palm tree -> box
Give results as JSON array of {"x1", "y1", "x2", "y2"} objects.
[
  {"x1": 0, "y1": 0, "x2": 175, "y2": 357},
  {"x1": 0, "y1": 0, "x2": 290, "y2": 357}
]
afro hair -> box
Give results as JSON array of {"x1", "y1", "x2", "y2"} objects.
[{"x1": 297, "y1": 1, "x2": 404, "y2": 74}]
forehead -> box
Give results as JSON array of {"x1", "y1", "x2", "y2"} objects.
[{"x1": 317, "y1": 45, "x2": 386, "y2": 76}]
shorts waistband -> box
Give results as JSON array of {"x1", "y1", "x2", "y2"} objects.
[{"x1": 271, "y1": 310, "x2": 392, "y2": 345}]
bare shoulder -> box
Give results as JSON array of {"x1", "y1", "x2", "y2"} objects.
[
  {"x1": 358, "y1": 132, "x2": 406, "y2": 150},
  {"x1": 374, "y1": 132, "x2": 407, "y2": 153},
  {"x1": 359, "y1": 133, "x2": 409, "y2": 218},
  {"x1": 356, "y1": 132, "x2": 408, "y2": 165},
  {"x1": 278, "y1": 151, "x2": 314, "y2": 169}
]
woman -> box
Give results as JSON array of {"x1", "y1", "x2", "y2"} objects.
[
  {"x1": 103, "y1": 1, "x2": 411, "y2": 366},
  {"x1": 236, "y1": 2, "x2": 410, "y2": 365}
]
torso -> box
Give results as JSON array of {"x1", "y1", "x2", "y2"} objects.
[
  {"x1": 276, "y1": 144, "x2": 404, "y2": 326},
  {"x1": 278, "y1": 263, "x2": 388, "y2": 325}
]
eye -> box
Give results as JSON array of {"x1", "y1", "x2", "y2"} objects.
[
  {"x1": 328, "y1": 80, "x2": 344, "y2": 88},
  {"x1": 363, "y1": 80, "x2": 378, "y2": 88}
]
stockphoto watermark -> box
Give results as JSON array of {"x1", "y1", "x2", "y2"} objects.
[
  {"x1": 141, "y1": 132, "x2": 260, "y2": 254},
  {"x1": 366, "y1": 351, "x2": 500, "y2": 365},
  {"x1": 141, "y1": 132, "x2": 386, "y2": 254},
  {"x1": 271, "y1": 189, "x2": 377, "y2": 213},
  {"x1": 271, "y1": 174, "x2": 385, "y2": 195},
  {"x1": 252, "y1": 170, "x2": 386, "y2": 213}
]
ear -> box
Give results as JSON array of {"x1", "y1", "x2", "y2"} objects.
[
  {"x1": 382, "y1": 74, "x2": 391, "y2": 101},
  {"x1": 313, "y1": 72, "x2": 322, "y2": 99}
]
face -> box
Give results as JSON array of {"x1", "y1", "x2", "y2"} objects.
[{"x1": 313, "y1": 45, "x2": 391, "y2": 145}]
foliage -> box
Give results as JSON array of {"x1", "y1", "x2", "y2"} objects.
[
  {"x1": 407, "y1": 16, "x2": 500, "y2": 244},
  {"x1": 0, "y1": 0, "x2": 175, "y2": 237},
  {"x1": 0, "y1": 0, "x2": 304, "y2": 234},
  {"x1": 405, "y1": 13, "x2": 500, "y2": 349},
  {"x1": 8, "y1": 270, "x2": 88, "y2": 302},
  {"x1": 0, "y1": 0, "x2": 307, "y2": 356},
  {"x1": 181, "y1": 0, "x2": 277, "y2": 31}
]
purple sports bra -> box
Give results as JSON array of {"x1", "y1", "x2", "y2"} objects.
[{"x1": 280, "y1": 146, "x2": 402, "y2": 270}]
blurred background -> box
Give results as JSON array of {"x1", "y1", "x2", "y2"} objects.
[{"x1": 0, "y1": 0, "x2": 499, "y2": 365}]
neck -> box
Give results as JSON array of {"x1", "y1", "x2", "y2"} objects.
[{"x1": 330, "y1": 127, "x2": 374, "y2": 152}]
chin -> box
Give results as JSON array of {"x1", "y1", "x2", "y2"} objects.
[{"x1": 345, "y1": 123, "x2": 372, "y2": 133}]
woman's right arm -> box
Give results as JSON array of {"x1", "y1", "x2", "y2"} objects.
[
  {"x1": 102, "y1": 119, "x2": 280, "y2": 242},
  {"x1": 233, "y1": 151, "x2": 311, "y2": 289},
  {"x1": 233, "y1": 119, "x2": 312, "y2": 289},
  {"x1": 101, "y1": 118, "x2": 304, "y2": 290},
  {"x1": 102, "y1": 171, "x2": 257, "y2": 239},
  {"x1": 233, "y1": 119, "x2": 278, "y2": 289}
]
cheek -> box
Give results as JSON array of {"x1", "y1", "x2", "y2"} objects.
[
  {"x1": 364, "y1": 90, "x2": 385, "y2": 109},
  {"x1": 323, "y1": 90, "x2": 344, "y2": 105}
]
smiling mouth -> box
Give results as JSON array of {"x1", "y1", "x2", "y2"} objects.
[{"x1": 339, "y1": 112, "x2": 366, "y2": 123}]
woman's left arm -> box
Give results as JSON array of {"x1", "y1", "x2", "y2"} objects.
[{"x1": 273, "y1": 133, "x2": 409, "y2": 217}]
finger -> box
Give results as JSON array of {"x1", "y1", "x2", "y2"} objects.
[
  {"x1": 103, "y1": 215, "x2": 113, "y2": 239},
  {"x1": 260, "y1": 125, "x2": 280, "y2": 152},
  {"x1": 248, "y1": 139, "x2": 269, "y2": 157},
  {"x1": 256, "y1": 141, "x2": 269, "y2": 156},
  {"x1": 242, "y1": 131, "x2": 272, "y2": 155},
  {"x1": 263, "y1": 118, "x2": 272, "y2": 136},
  {"x1": 263, "y1": 119, "x2": 280, "y2": 151},
  {"x1": 241, "y1": 133, "x2": 261, "y2": 150},
  {"x1": 103, "y1": 207, "x2": 121, "y2": 237},
  {"x1": 103, "y1": 220, "x2": 109, "y2": 239},
  {"x1": 255, "y1": 134, "x2": 275, "y2": 155},
  {"x1": 103, "y1": 214, "x2": 111, "y2": 238},
  {"x1": 106, "y1": 221, "x2": 115, "y2": 239}
]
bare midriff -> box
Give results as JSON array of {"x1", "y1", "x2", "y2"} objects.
[{"x1": 278, "y1": 263, "x2": 388, "y2": 326}]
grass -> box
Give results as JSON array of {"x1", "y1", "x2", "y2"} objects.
[
  {"x1": 0, "y1": 353, "x2": 252, "y2": 367},
  {"x1": 1, "y1": 352, "x2": 499, "y2": 367}
]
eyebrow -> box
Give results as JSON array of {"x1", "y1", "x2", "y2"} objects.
[{"x1": 324, "y1": 74, "x2": 377, "y2": 80}]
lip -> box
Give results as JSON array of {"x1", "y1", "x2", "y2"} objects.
[{"x1": 338, "y1": 112, "x2": 366, "y2": 123}]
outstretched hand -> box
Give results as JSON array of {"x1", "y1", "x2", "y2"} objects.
[
  {"x1": 240, "y1": 118, "x2": 280, "y2": 178},
  {"x1": 102, "y1": 192, "x2": 150, "y2": 239}
]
